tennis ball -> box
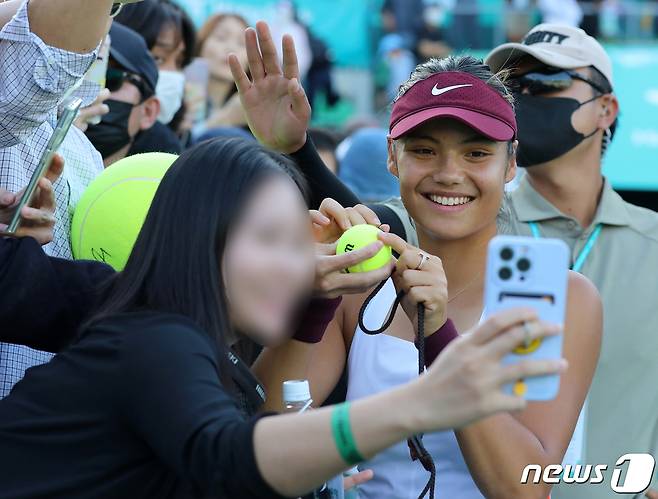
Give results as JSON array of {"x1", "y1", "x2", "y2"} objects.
[
  {"x1": 71, "y1": 152, "x2": 178, "y2": 271},
  {"x1": 335, "y1": 224, "x2": 392, "y2": 273}
]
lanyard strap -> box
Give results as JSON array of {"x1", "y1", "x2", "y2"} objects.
[
  {"x1": 358, "y1": 282, "x2": 437, "y2": 499},
  {"x1": 527, "y1": 222, "x2": 603, "y2": 273}
]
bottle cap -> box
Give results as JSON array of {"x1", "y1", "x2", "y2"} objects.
[{"x1": 283, "y1": 379, "x2": 311, "y2": 403}]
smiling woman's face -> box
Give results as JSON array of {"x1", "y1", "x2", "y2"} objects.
[{"x1": 389, "y1": 118, "x2": 516, "y2": 242}]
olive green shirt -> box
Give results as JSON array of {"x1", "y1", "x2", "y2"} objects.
[{"x1": 383, "y1": 176, "x2": 658, "y2": 497}]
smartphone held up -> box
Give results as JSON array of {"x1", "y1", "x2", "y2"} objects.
[
  {"x1": 483, "y1": 235, "x2": 570, "y2": 401},
  {"x1": 0, "y1": 98, "x2": 82, "y2": 236}
]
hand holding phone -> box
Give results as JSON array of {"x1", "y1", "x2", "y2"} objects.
[
  {"x1": 1, "y1": 98, "x2": 81, "y2": 235},
  {"x1": 483, "y1": 235, "x2": 570, "y2": 400},
  {"x1": 0, "y1": 154, "x2": 63, "y2": 244}
]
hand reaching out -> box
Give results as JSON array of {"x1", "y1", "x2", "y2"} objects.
[
  {"x1": 0, "y1": 154, "x2": 63, "y2": 245},
  {"x1": 229, "y1": 21, "x2": 311, "y2": 154}
]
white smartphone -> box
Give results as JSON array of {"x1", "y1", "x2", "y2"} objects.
[
  {"x1": 2, "y1": 98, "x2": 82, "y2": 234},
  {"x1": 483, "y1": 235, "x2": 570, "y2": 401}
]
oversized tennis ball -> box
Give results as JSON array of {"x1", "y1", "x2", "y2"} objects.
[
  {"x1": 71, "y1": 152, "x2": 178, "y2": 271},
  {"x1": 336, "y1": 224, "x2": 392, "y2": 273}
]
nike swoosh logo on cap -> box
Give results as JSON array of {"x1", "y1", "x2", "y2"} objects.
[{"x1": 431, "y1": 83, "x2": 473, "y2": 96}]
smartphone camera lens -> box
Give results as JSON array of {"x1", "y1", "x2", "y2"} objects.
[
  {"x1": 498, "y1": 267, "x2": 513, "y2": 280},
  {"x1": 500, "y1": 247, "x2": 514, "y2": 261},
  {"x1": 517, "y1": 258, "x2": 531, "y2": 272}
]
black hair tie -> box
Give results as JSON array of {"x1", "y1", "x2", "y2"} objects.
[{"x1": 358, "y1": 281, "x2": 437, "y2": 499}]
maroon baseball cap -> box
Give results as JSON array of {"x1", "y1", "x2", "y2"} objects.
[{"x1": 389, "y1": 71, "x2": 517, "y2": 141}]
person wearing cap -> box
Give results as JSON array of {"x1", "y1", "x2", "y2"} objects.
[
  {"x1": 84, "y1": 22, "x2": 172, "y2": 167},
  {"x1": 234, "y1": 23, "x2": 602, "y2": 499},
  {"x1": 485, "y1": 24, "x2": 658, "y2": 499},
  {"x1": 252, "y1": 21, "x2": 658, "y2": 498}
]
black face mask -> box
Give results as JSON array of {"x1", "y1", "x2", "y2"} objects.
[
  {"x1": 85, "y1": 100, "x2": 135, "y2": 159},
  {"x1": 515, "y1": 93, "x2": 599, "y2": 168}
]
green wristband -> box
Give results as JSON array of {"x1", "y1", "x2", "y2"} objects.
[{"x1": 331, "y1": 402, "x2": 365, "y2": 465}]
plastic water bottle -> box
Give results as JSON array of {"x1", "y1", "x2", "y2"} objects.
[
  {"x1": 283, "y1": 380, "x2": 313, "y2": 413},
  {"x1": 282, "y1": 380, "x2": 344, "y2": 499}
]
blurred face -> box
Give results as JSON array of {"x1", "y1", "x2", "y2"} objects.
[
  {"x1": 152, "y1": 25, "x2": 186, "y2": 71},
  {"x1": 201, "y1": 17, "x2": 248, "y2": 81},
  {"x1": 389, "y1": 119, "x2": 516, "y2": 241},
  {"x1": 223, "y1": 176, "x2": 314, "y2": 346}
]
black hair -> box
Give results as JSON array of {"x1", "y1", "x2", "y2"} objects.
[
  {"x1": 88, "y1": 138, "x2": 308, "y2": 380},
  {"x1": 115, "y1": 0, "x2": 197, "y2": 68}
]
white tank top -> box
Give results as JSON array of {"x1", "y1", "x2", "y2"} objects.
[{"x1": 346, "y1": 279, "x2": 485, "y2": 499}]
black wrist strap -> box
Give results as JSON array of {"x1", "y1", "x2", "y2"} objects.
[{"x1": 358, "y1": 282, "x2": 437, "y2": 499}]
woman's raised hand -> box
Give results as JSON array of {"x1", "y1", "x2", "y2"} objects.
[{"x1": 229, "y1": 21, "x2": 310, "y2": 154}]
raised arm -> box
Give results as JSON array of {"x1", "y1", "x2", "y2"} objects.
[
  {"x1": 254, "y1": 309, "x2": 566, "y2": 496},
  {"x1": 0, "y1": 0, "x2": 116, "y2": 148},
  {"x1": 454, "y1": 272, "x2": 602, "y2": 499},
  {"x1": 123, "y1": 305, "x2": 565, "y2": 498},
  {"x1": 229, "y1": 21, "x2": 405, "y2": 235},
  {"x1": 28, "y1": 0, "x2": 115, "y2": 54}
]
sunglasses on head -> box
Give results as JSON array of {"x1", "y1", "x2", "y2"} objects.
[
  {"x1": 511, "y1": 67, "x2": 609, "y2": 96},
  {"x1": 110, "y1": 3, "x2": 123, "y2": 17},
  {"x1": 106, "y1": 67, "x2": 154, "y2": 100}
]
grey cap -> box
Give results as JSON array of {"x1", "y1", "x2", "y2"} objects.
[{"x1": 486, "y1": 24, "x2": 613, "y2": 87}]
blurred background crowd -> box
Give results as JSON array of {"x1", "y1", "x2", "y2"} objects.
[{"x1": 163, "y1": 0, "x2": 658, "y2": 207}]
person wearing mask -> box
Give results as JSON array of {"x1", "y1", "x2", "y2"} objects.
[
  {"x1": 115, "y1": 0, "x2": 196, "y2": 143},
  {"x1": 0, "y1": 0, "x2": 134, "y2": 398},
  {"x1": 238, "y1": 20, "x2": 658, "y2": 498},
  {"x1": 486, "y1": 23, "x2": 658, "y2": 499},
  {"x1": 85, "y1": 22, "x2": 164, "y2": 166},
  {"x1": 0, "y1": 137, "x2": 565, "y2": 499},
  {"x1": 232, "y1": 24, "x2": 601, "y2": 499},
  {"x1": 195, "y1": 12, "x2": 249, "y2": 132}
]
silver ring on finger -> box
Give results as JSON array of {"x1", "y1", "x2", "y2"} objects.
[
  {"x1": 522, "y1": 321, "x2": 533, "y2": 348},
  {"x1": 415, "y1": 252, "x2": 430, "y2": 271}
]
